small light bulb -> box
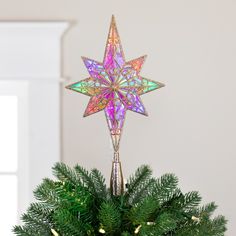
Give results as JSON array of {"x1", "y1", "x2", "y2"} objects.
[
  {"x1": 134, "y1": 225, "x2": 142, "y2": 234},
  {"x1": 147, "y1": 222, "x2": 155, "y2": 225},
  {"x1": 99, "y1": 228, "x2": 106, "y2": 234},
  {"x1": 192, "y1": 216, "x2": 200, "y2": 223},
  {"x1": 51, "y1": 229, "x2": 59, "y2": 236}
]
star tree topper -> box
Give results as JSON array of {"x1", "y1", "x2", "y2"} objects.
[{"x1": 66, "y1": 16, "x2": 165, "y2": 152}]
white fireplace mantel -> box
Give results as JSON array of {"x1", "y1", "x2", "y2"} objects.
[
  {"x1": 0, "y1": 22, "x2": 69, "y2": 225},
  {"x1": 0, "y1": 22, "x2": 68, "y2": 79}
]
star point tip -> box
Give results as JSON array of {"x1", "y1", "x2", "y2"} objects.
[
  {"x1": 111, "y1": 14, "x2": 116, "y2": 21},
  {"x1": 159, "y1": 82, "x2": 165, "y2": 88},
  {"x1": 110, "y1": 15, "x2": 117, "y2": 27},
  {"x1": 142, "y1": 55, "x2": 148, "y2": 63},
  {"x1": 65, "y1": 84, "x2": 71, "y2": 89}
]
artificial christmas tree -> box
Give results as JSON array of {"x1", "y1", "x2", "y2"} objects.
[
  {"x1": 13, "y1": 16, "x2": 227, "y2": 235},
  {"x1": 13, "y1": 163, "x2": 227, "y2": 235}
]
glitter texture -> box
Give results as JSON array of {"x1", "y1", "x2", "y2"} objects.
[{"x1": 66, "y1": 15, "x2": 164, "y2": 151}]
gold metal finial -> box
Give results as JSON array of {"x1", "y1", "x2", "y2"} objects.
[{"x1": 110, "y1": 151, "x2": 124, "y2": 195}]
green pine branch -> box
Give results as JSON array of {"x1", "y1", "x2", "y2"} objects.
[
  {"x1": 125, "y1": 165, "x2": 152, "y2": 203},
  {"x1": 13, "y1": 163, "x2": 227, "y2": 236},
  {"x1": 52, "y1": 162, "x2": 81, "y2": 187},
  {"x1": 90, "y1": 168, "x2": 107, "y2": 200},
  {"x1": 129, "y1": 196, "x2": 158, "y2": 224},
  {"x1": 151, "y1": 173, "x2": 179, "y2": 205},
  {"x1": 98, "y1": 201, "x2": 121, "y2": 234}
]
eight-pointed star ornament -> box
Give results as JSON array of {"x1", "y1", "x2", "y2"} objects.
[{"x1": 66, "y1": 15, "x2": 165, "y2": 153}]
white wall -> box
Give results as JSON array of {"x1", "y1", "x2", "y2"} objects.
[{"x1": 0, "y1": 0, "x2": 235, "y2": 234}]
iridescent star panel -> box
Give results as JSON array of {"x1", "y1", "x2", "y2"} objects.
[{"x1": 66, "y1": 15, "x2": 165, "y2": 151}]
